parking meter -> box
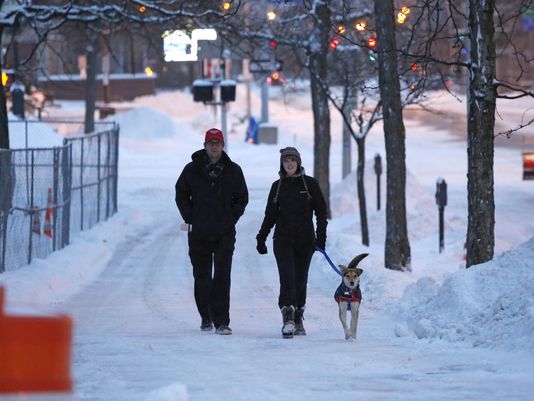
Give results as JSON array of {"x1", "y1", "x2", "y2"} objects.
[
  {"x1": 374, "y1": 154, "x2": 382, "y2": 210},
  {"x1": 435, "y1": 178, "x2": 447, "y2": 252},
  {"x1": 435, "y1": 178, "x2": 447, "y2": 208}
]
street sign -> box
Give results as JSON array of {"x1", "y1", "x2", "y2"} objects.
[{"x1": 249, "y1": 59, "x2": 283, "y2": 73}]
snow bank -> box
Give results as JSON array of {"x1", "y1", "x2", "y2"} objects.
[
  {"x1": 107, "y1": 107, "x2": 176, "y2": 139},
  {"x1": 8, "y1": 116, "x2": 64, "y2": 148},
  {"x1": 394, "y1": 237, "x2": 534, "y2": 351},
  {"x1": 330, "y1": 160, "x2": 437, "y2": 242},
  {"x1": 145, "y1": 383, "x2": 188, "y2": 401}
]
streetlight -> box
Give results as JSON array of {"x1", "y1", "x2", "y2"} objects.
[
  {"x1": 355, "y1": 21, "x2": 367, "y2": 31},
  {"x1": 267, "y1": 11, "x2": 276, "y2": 21}
]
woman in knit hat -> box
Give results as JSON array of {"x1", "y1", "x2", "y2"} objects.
[{"x1": 256, "y1": 147, "x2": 327, "y2": 338}]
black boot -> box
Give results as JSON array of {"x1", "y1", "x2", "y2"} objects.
[
  {"x1": 281, "y1": 305, "x2": 295, "y2": 338},
  {"x1": 294, "y1": 307, "x2": 306, "y2": 335},
  {"x1": 200, "y1": 317, "x2": 213, "y2": 332}
]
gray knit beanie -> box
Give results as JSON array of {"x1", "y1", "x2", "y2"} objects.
[{"x1": 280, "y1": 147, "x2": 301, "y2": 165}]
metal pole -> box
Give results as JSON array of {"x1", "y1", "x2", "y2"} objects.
[
  {"x1": 52, "y1": 148, "x2": 59, "y2": 251},
  {"x1": 105, "y1": 131, "x2": 111, "y2": 219},
  {"x1": 221, "y1": 101, "x2": 228, "y2": 151},
  {"x1": 113, "y1": 125, "x2": 119, "y2": 214},
  {"x1": 97, "y1": 134, "x2": 101, "y2": 222},
  {"x1": 261, "y1": 79, "x2": 269, "y2": 123},
  {"x1": 80, "y1": 137, "x2": 84, "y2": 230},
  {"x1": 439, "y1": 206, "x2": 445, "y2": 253},
  {"x1": 376, "y1": 173, "x2": 381, "y2": 211},
  {"x1": 28, "y1": 150, "x2": 35, "y2": 265},
  {"x1": 244, "y1": 60, "x2": 252, "y2": 122},
  {"x1": 61, "y1": 142, "x2": 71, "y2": 248}
]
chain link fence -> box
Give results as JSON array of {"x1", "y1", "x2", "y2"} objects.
[{"x1": 0, "y1": 121, "x2": 119, "y2": 273}]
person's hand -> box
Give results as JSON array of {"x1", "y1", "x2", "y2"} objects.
[
  {"x1": 256, "y1": 239, "x2": 268, "y2": 255},
  {"x1": 315, "y1": 236, "x2": 326, "y2": 250}
]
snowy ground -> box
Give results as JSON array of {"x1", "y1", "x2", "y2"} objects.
[{"x1": 1, "y1": 83, "x2": 534, "y2": 401}]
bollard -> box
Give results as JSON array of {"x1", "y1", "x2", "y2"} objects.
[
  {"x1": 0, "y1": 286, "x2": 73, "y2": 396},
  {"x1": 374, "y1": 154, "x2": 382, "y2": 211},
  {"x1": 435, "y1": 178, "x2": 447, "y2": 253}
]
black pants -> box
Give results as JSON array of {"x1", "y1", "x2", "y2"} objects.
[
  {"x1": 273, "y1": 239, "x2": 315, "y2": 309},
  {"x1": 188, "y1": 233, "x2": 235, "y2": 327}
]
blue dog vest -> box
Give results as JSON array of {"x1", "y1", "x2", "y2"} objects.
[{"x1": 334, "y1": 283, "x2": 362, "y2": 304}]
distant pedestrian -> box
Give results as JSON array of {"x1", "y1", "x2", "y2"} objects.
[
  {"x1": 175, "y1": 128, "x2": 248, "y2": 335},
  {"x1": 256, "y1": 147, "x2": 327, "y2": 338}
]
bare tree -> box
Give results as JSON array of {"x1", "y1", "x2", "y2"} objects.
[
  {"x1": 374, "y1": 0, "x2": 411, "y2": 271},
  {"x1": 308, "y1": 1, "x2": 332, "y2": 217},
  {"x1": 400, "y1": 0, "x2": 534, "y2": 267},
  {"x1": 0, "y1": 0, "x2": 236, "y2": 148}
]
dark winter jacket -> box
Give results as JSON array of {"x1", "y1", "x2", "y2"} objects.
[
  {"x1": 175, "y1": 149, "x2": 248, "y2": 240},
  {"x1": 257, "y1": 174, "x2": 327, "y2": 245}
]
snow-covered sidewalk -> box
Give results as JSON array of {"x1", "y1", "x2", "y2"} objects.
[{"x1": 2, "y1": 86, "x2": 534, "y2": 400}]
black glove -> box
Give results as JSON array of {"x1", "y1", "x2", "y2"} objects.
[
  {"x1": 315, "y1": 236, "x2": 326, "y2": 250},
  {"x1": 256, "y1": 239, "x2": 268, "y2": 255}
]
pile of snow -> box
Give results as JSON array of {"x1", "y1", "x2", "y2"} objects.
[
  {"x1": 8, "y1": 116, "x2": 64, "y2": 148},
  {"x1": 330, "y1": 160, "x2": 437, "y2": 242},
  {"x1": 145, "y1": 383, "x2": 188, "y2": 401},
  {"x1": 393, "y1": 237, "x2": 534, "y2": 351},
  {"x1": 107, "y1": 107, "x2": 177, "y2": 139}
]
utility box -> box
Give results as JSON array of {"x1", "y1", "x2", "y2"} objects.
[
  {"x1": 220, "y1": 79, "x2": 236, "y2": 102},
  {"x1": 192, "y1": 79, "x2": 214, "y2": 102},
  {"x1": 257, "y1": 123, "x2": 278, "y2": 144}
]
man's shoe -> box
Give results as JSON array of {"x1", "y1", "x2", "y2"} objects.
[
  {"x1": 215, "y1": 325, "x2": 232, "y2": 335},
  {"x1": 200, "y1": 318, "x2": 213, "y2": 332}
]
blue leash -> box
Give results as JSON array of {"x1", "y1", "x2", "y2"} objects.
[{"x1": 315, "y1": 246, "x2": 342, "y2": 276}]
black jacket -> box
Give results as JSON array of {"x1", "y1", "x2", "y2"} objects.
[
  {"x1": 257, "y1": 174, "x2": 327, "y2": 244},
  {"x1": 175, "y1": 149, "x2": 248, "y2": 240}
]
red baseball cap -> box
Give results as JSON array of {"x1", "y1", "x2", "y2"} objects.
[{"x1": 204, "y1": 128, "x2": 224, "y2": 144}]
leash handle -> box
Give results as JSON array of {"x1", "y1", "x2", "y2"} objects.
[{"x1": 315, "y1": 246, "x2": 342, "y2": 276}]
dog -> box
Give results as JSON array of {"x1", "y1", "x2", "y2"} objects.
[{"x1": 334, "y1": 253, "x2": 367, "y2": 340}]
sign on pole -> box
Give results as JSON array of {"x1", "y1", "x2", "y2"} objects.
[{"x1": 249, "y1": 59, "x2": 283, "y2": 73}]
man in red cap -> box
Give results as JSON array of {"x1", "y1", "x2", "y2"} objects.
[{"x1": 175, "y1": 128, "x2": 248, "y2": 335}]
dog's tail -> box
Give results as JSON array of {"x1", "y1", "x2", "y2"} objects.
[{"x1": 347, "y1": 253, "x2": 369, "y2": 269}]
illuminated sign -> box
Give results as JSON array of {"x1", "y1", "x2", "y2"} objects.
[{"x1": 163, "y1": 29, "x2": 217, "y2": 62}]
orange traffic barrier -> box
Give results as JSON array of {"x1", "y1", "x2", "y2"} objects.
[{"x1": 0, "y1": 286, "x2": 73, "y2": 394}]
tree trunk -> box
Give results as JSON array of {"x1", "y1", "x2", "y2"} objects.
[
  {"x1": 374, "y1": 0, "x2": 411, "y2": 271},
  {"x1": 84, "y1": 38, "x2": 97, "y2": 134},
  {"x1": 356, "y1": 137, "x2": 369, "y2": 246},
  {"x1": 309, "y1": 1, "x2": 331, "y2": 218},
  {"x1": 466, "y1": 0, "x2": 496, "y2": 268},
  {"x1": 0, "y1": 27, "x2": 9, "y2": 149}
]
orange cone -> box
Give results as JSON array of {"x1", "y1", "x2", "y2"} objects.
[
  {"x1": 47, "y1": 188, "x2": 54, "y2": 216},
  {"x1": 0, "y1": 286, "x2": 73, "y2": 393},
  {"x1": 44, "y1": 188, "x2": 54, "y2": 238},
  {"x1": 43, "y1": 209, "x2": 53, "y2": 238},
  {"x1": 32, "y1": 209, "x2": 41, "y2": 235}
]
